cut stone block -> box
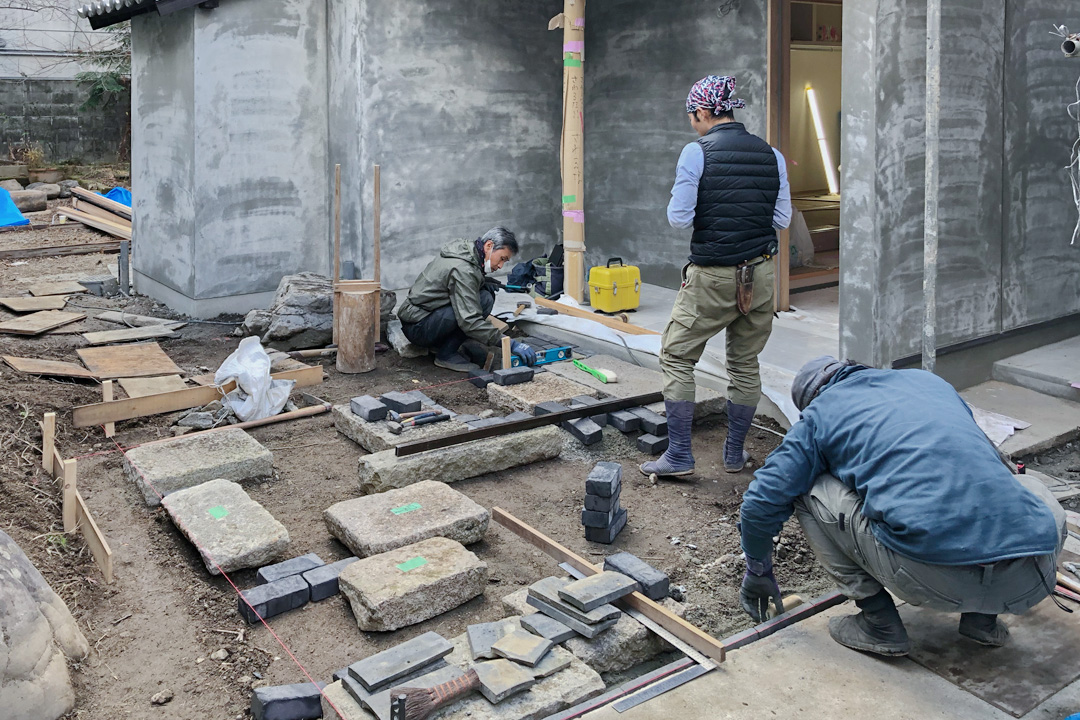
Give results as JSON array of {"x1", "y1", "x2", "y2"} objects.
[
  {"x1": 580, "y1": 506, "x2": 618, "y2": 528},
  {"x1": 520, "y1": 612, "x2": 577, "y2": 643},
  {"x1": 584, "y1": 485, "x2": 621, "y2": 512},
  {"x1": 490, "y1": 629, "x2": 553, "y2": 667},
  {"x1": 379, "y1": 391, "x2": 421, "y2": 413},
  {"x1": 585, "y1": 462, "x2": 622, "y2": 497},
  {"x1": 251, "y1": 681, "x2": 325, "y2": 720},
  {"x1": 161, "y1": 479, "x2": 289, "y2": 575},
  {"x1": 585, "y1": 508, "x2": 628, "y2": 544},
  {"x1": 525, "y1": 595, "x2": 619, "y2": 639},
  {"x1": 357, "y1": 425, "x2": 562, "y2": 494},
  {"x1": 256, "y1": 553, "x2": 324, "y2": 585},
  {"x1": 123, "y1": 427, "x2": 273, "y2": 506},
  {"x1": 347, "y1": 630, "x2": 454, "y2": 691},
  {"x1": 302, "y1": 557, "x2": 359, "y2": 602},
  {"x1": 501, "y1": 588, "x2": 533, "y2": 616},
  {"x1": 468, "y1": 368, "x2": 493, "y2": 388},
  {"x1": 637, "y1": 433, "x2": 669, "y2": 454},
  {"x1": 324, "y1": 480, "x2": 490, "y2": 557},
  {"x1": 528, "y1": 646, "x2": 572, "y2": 679},
  {"x1": 528, "y1": 577, "x2": 621, "y2": 625},
  {"x1": 629, "y1": 407, "x2": 668, "y2": 435},
  {"x1": 467, "y1": 617, "x2": 521, "y2": 660},
  {"x1": 564, "y1": 598, "x2": 687, "y2": 673},
  {"x1": 239, "y1": 575, "x2": 310, "y2": 624},
  {"x1": 472, "y1": 659, "x2": 537, "y2": 703},
  {"x1": 339, "y1": 659, "x2": 451, "y2": 714},
  {"x1": 488, "y1": 372, "x2": 599, "y2": 414},
  {"x1": 362, "y1": 664, "x2": 465, "y2": 720},
  {"x1": 569, "y1": 395, "x2": 607, "y2": 426},
  {"x1": 351, "y1": 395, "x2": 388, "y2": 421},
  {"x1": 608, "y1": 409, "x2": 641, "y2": 433},
  {"x1": 534, "y1": 400, "x2": 569, "y2": 416},
  {"x1": 320, "y1": 681, "x2": 368, "y2": 720},
  {"x1": 339, "y1": 537, "x2": 487, "y2": 631},
  {"x1": 334, "y1": 404, "x2": 469, "y2": 454},
  {"x1": 603, "y1": 552, "x2": 670, "y2": 601},
  {"x1": 558, "y1": 571, "x2": 638, "y2": 611},
  {"x1": 493, "y1": 366, "x2": 534, "y2": 386},
  {"x1": 561, "y1": 417, "x2": 602, "y2": 445}
]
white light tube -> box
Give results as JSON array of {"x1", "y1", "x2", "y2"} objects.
[{"x1": 806, "y1": 86, "x2": 840, "y2": 195}]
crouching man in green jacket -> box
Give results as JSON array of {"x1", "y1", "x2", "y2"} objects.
[{"x1": 397, "y1": 227, "x2": 536, "y2": 371}]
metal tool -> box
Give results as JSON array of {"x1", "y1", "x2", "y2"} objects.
[
  {"x1": 401, "y1": 411, "x2": 440, "y2": 426},
  {"x1": 1065, "y1": 561, "x2": 1080, "y2": 580}
]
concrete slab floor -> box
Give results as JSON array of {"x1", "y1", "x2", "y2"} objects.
[
  {"x1": 961, "y1": 381, "x2": 1080, "y2": 457},
  {"x1": 993, "y1": 335, "x2": 1080, "y2": 402}
]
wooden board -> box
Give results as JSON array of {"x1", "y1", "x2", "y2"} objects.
[
  {"x1": 71, "y1": 187, "x2": 132, "y2": 221},
  {"x1": 4, "y1": 356, "x2": 96, "y2": 379},
  {"x1": 75, "y1": 490, "x2": 114, "y2": 583},
  {"x1": 72, "y1": 365, "x2": 323, "y2": 427},
  {"x1": 96, "y1": 311, "x2": 184, "y2": 329},
  {"x1": 57, "y1": 208, "x2": 132, "y2": 240},
  {"x1": 77, "y1": 342, "x2": 183, "y2": 379},
  {"x1": 492, "y1": 507, "x2": 726, "y2": 663},
  {"x1": 0, "y1": 296, "x2": 69, "y2": 312},
  {"x1": 71, "y1": 198, "x2": 132, "y2": 228},
  {"x1": 118, "y1": 375, "x2": 188, "y2": 398},
  {"x1": 0, "y1": 242, "x2": 120, "y2": 261},
  {"x1": 533, "y1": 296, "x2": 659, "y2": 335},
  {"x1": 0, "y1": 310, "x2": 85, "y2": 335},
  {"x1": 81, "y1": 325, "x2": 181, "y2": 346},
  {"x1": 28, "y1": 281, "x2": 87, "y2": 297}
]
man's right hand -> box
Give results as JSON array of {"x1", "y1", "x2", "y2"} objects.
[
  {"x1": 510, "y1": 340, "x2": 536, "y2": 366},
  {"x1": 740, "y1": 556, "x2": 784, "y2": 622}
]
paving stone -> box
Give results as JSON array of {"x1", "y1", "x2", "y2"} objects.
[
  {"x1": 334, "y1": 404, "x2": 469, "y2": 453},
  {"x1": 569, "y1": 395, "x2": 607, "y2": 426},
  {"x1": 465, "y1": 417, "x2": 507, "y2": 429},
  {"x1": 357, "y1": 425, "x2": 563, "y2": 494},
  {"x1": 363, "y1": 664, "x2": 465, "y2": 720},
  {"x1": 584, "y1": 485, "x2": 621, "y2": 512},
  {"x1": 527, "y1": 646, "x2": 573, "y2": 679},
  {"x1": 251, "y1": 681, "x2": 325, "y2": 720},
  {"x1": 527, "y1": 577, "x2": 621, "y2": 625},
  {"x1": 351, "y1": 395, "x2": 388, "y2": 421},
  {"x1": 347, "y1": 630, "x2": 454, "y2": 691},
  {"x1": 467, "y1": 617, "x2": 521, "y2": 660},
  {"x1": 585, "y1": 508, "x2": 628, "y2": 544},
  {"x1": 256, "y1": 553, "x2": 324, "y2": 585},
  {"x1": 500, "y1": 588, "x2": 533, "y2": 616},
  {"x1": 558, "y1": 571, "x2": 638, "y2": 612},
  {"x1": 525, "y1": 595, "x2": 619, "y2": 639},
  {"x1": 472, "y1": 659, "x2": 537, "y2": 703},
  {"x1": 519, "y1": 612, "x2": 577, "y2": 643},
  {"x1": 454, "y1": 414, "x2": 481, "y2": 424},
  {"x1": 637, "y1": 433, "x2": 669, "y2": 454},
  {"x1": 239, "y1": 575, "x2": 310, "y2": 624},
  {"x1": 320, "y1": 680, "x2": 369, "y2": 720},
  {"x1": 629, "y1": 407, "x2": 668, "y2": 435},
  {"x1": 123, "y1": 426, "x2": 274, "y2": 507},
  {"x1": 534, "y1": 400, "x2": 569, "y2": 416},
  {"x1": 580, "y1": 505, "x2": 618, "y2": 529},
  {"x1": 161, "y1": 479, "x2": 289, "y2": 575},
  {"x1": 339, "y1": 538, "x2": 488, "y2": 631},
  {"x1": 302, "y1": 557, "x2": 359, "y2": 601},
  {"x1": 608, "y1": 409, "x2": 641, "y2": 433},
  {"x1": 488, "y1": 372, "x2": 599, "y2": 414},
  {"x1": 585, "y1": 462, "x2": 622, "y2": 497},
  {"x1": 504, "y1": 411, "x2": 532, "y2": 421},
  {"x1": 493, "y1": 366, "x2": 535, "y2": 386},
  {"x1": 340, "y1": 659, "x2": 451, "y2": 713},
  {"x1": 603, "y1": 552, "x2": 670, "y2": 601},
  {"x1": 324, "y1": 480, "x2": 490, "y2": 557},
  {"x1": 560, "y1": 417, "x2": 602, "y2": 445},
  {"x1": 491, "y1": 629, "x2": 553, "y2": 667},
  {"x1": 563, "y1": 598, "x2": 687, "y2": 673},
  {"x1": 404, "y1": 390, "x2": 438, "y2": 407},
  {"x1": 379, "y1": 391, "x2": 422, "y2": 413}
]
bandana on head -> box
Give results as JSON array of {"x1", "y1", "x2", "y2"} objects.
[{"x1": 685, "y1": 75, "x2": 746, "y2": 116}]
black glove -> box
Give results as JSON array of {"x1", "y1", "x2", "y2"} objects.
[{"x1": 740, "y1": 557, "x2": 783, "y2": 623}]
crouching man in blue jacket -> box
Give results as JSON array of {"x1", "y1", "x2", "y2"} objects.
[{"x1": 738, "y1": 356, "x2": 1067, "y2": 656}]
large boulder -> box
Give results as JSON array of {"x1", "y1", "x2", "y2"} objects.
[
  {"x1": 242, "y1": 272, "x2": 333, "y2": 351},
  {"x1": 0, "y1": 529, "x2": 89, "y2": 720},
  {"x1": 0, "y1": 179, "x2": 24, "y2": 193},
  {"x1": 8, "y1": 190, "x2": 46, "y2": 213},
  {"x1": 25, "y1": 182, "x2": 61, "y2": 200}
]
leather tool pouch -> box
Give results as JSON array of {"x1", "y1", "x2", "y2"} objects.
[{"x1": 736, "y1": 263, "x2": 755, "y2": 316}]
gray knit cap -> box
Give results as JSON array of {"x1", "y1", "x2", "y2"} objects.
[{"x1": 791, "y1": 356, "x2": 847, "y2": 411}]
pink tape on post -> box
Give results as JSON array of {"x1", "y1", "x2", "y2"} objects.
[
  {"x1": 562, "y1": 210, "x2": 585, "y2": 223},
  {"x1": 564, "y1": 41, "x2": 584, "y2": 53},
  {"x1": 574, "y1": 18, "x2": 585, "y2": 27}
]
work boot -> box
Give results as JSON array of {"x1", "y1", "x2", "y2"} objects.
[
  {"x1": 724, "y1": 401, "x2": 756, "y2": 473},
  {"x1": 828, "y1": 590, "x2": 911, "y2": 656},
  {"x1": 639, "y1": 399, "x2": 695, "y2": 477},
  {"x1": 959, "y1": 612, "x2": 1010, "y2": 647},
  {"x1": 433, "y1": 353, "x2": 478, "y2": 372}
]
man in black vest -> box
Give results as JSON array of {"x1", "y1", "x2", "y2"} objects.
[{"x1": 642, "y1": 75, "x2": 791, "y2": 479}]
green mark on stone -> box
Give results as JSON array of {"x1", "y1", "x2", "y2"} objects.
[
  {"x1": 391, "y1": 502, "x2": 422, "y2": 515},
  {"x1": 396, "y1": 556, "x2": 427, "y2": 573},
  {"x1": 207, "y1": 505, "x2": 229, "y2": 519},
  {"x1": 562, "y1": 195, "x2": 577, "y2": 203}
]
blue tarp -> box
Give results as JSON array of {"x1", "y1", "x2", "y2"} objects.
[
  {"x1": 102, "y1": 187, "x2": 131, "y2": 207},
  {"x1": 0, "y1": 188, "x2": 29, "y2": 227}
]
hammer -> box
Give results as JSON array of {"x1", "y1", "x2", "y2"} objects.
[{"x1": 514, "y1": 300, "x2": 532, "y2": 317}]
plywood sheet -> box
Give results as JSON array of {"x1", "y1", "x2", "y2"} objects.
[
  {"x1": 28, "y1": 281, "x2": 87, "y2": 297},
  {"x1": 81, "y1": 325, "x2": 180, "y2": 346},
  {"x1": 3, "y1": 356, "x2": 96, "y2": 379},
  {"x1": 77, "y1": 342, "x2": 183, "y2": 379},
  {"x1": 117, "y1": 375, "x2": 188, "y2": 398},
  {"x1": 0, "y1": 310, "x2": 86, "y2": 335},
  {"x1": 0, "y1": 296, "x2": 69, "y2": 313}
]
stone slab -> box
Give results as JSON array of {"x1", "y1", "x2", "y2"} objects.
[
  {"x1": 569, "y1": 395, "x2": 608, "y2": 426},
  {"x1": 501, "y1": 588, "x2": 533, "y2": 616},
  {"x1": 333, "y1": 404, "x2": 469, "y2": 454},
  {"x1": 585, "y1": 462, "x2": 622, "y2": 497},
  {"x1": 161, "y1": 479, "x2": 290, "y2": 575},
  {"x1": 960, "y1": 381, "x2": 1080, "y2": 457},
  {"x1": 561, "y1": 417, "x2": 603, "y2": 445},
  {"x1": 387, "y1": 319, "x2": 428, "y2": 359},
  {"x1": 493, "y1": 366, "x2": 534, "y2": 386},
  {"x1": 347, "y1": 630, "x2": 454, "y2": 691},
  {"x1": 472, "y1": 659, "x2": 537, "y2": 703},
  {"x1": 580, "y1": 506, "x2": 619, "y2": 528},
  {"x1": 251, "y1": 681, "x2": 325, "y2": 720},
  {"x1": 339, "y1": 537, "x2": 487, "y2": 632},
  {"x1": 520, "y1": 612, "x2": 577, "y2": 643},
  {"x1": 487, "y1": 372, "x2": 599, "y2": 414},
  {"x1": 534, "y1": 400, "x2": 569, "y2": 416},
  {"x1": 380, "y1": 391, "x2": 422, "y2": 413},
  {"x1": 528, "y1": 577, "x2": 621, "y2": 625},
  {"x1": 558, "y1": 571, "x2": 638, "y2": 612},
  {"x1": 303, "y1": 557, "x2": 359, "y2": 601},
  {"x1": 321, "y1": 680, "x2": 371, "y2": 720},
  {"x1": 526, "y1": 596, "x2": 620, "y2": 639},
  {"x1": 636, "y1": 433, "x2": 668, "y2": 454},
  {"x1": 122, "y1": 426, "x2": 274, "y2": 507},
  {"x1": 467, "y1": 617, "x2": 521, "y2": 660},
  {"x1": 357, "y1": 425, "x2": 563, "y2": 494},
  {"x1": 239, "y1": 574, "x2": 310, "y2": 624},
  {"x1": 629, "y1": 408, "x2": 668, "y2": 436},
  {"x1": 491, "y1": 629, "x2": 553, "y2": 667},
  {"x1": 324, "y1": 480, "x2": 490, "y2": 557},
  {"x1": 528, "y1": 646, "x2": 573, "y2": 679},
  {"x1": 563, "y1": 598, "x2": 686, "y2": 674},
  {"x1": 992, "y1": 335, "x2": 1080, "y2": 401},
  {"x1": 351, "y1": 395, "x2": 388, "y2": 421},
  {"x1": 364, "y1": 664, "x2": 465, "y2": 720},
  {"x1": 585, "y1": 508, "x2": 628, "y2": 544},
  {"x1": 603, "y1": 552, "x2": 669, "y2": 601},
  {"x1": 340, "y1": 660, "x2": 451, "y2": 712},
  {"x1": 256, "y1": 553, "x2": 324, "y2": 585}
]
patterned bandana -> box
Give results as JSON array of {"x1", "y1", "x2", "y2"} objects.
[{"x1": 685, "y1": 75, "x2": 746, "y2": 115}]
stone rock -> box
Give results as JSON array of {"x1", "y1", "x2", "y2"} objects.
[
  {"x1": 0, "y1": 529, "x2": 89, "y2": 720},
  {"x1": 379, "y1": 288, "x2": 396, "y2": 327},
  {"x1": 210, "y1": 648, "x2": 229, "y2": 661},
  {"x1": 347, "y1": 631, "x2": 454, "y2": 692},
  {"x1": 57, "y1": 180, "x2": 79, "y2": 198},
  {"x1": 122, "y1": 426, "x2": 274, "y2": 507},
  {"x1": 338, "y1": 537, "x2": 487, "y2": 631},
  {"x1": 472, "y1": 659, "x2": 536, "y2": 703},
  {"x1": 528, "y1": 646, "x2": 572, "y2": 679},
  {"x1": 360, "y1": 664, "x2": 464, "y2": 720},
  {"x1": 9, "y1": 190, "x2": 46, "y2": 213},
  {"x1": 520, "y1": 612, "x2": 576, "y2": 643},
  {"x1": 0, "y1": 179, "x2": 23, "y2": 192},
  {"x1": 528, "y1": 577, "x2": 621, "y2": 625},
  {"x1": 357, "y1": 425, "x2": 563, "y2": 494},
  {"x1": 324, "y1": 480, "x2": 490, "y2": 557},
  {"x1": 387, "y1": 318, "x2": 427, "y2": 358},
  {"x1": 25, "y1": 182, "x2": 61, "y2": 199},
  {"x1": 501, "y1": 588, "x2": 533, "y2": 616},
  {"x1": 558, "y1": 571, "x2": 638, "y2": 611},
  {"x1": 320, "y1": 681, "x2": 368, "y2": 720},
  {"x1": 243, "y1": 309, "x2": 272, "y2": 337},
  {"x1": 488, "y1": 373, "x2": 600, "y2": 414},
  {"x1": 241, "y1": 272, "x2": 334, "y2": 351},
  {"x1": 333, "y1": 404, "x2": 467, "y2": 455},
  {"x1": 467, "y1": 617, "x2": 520, "y2": 660},
  {"x1": 490, "y1": 629, "x2": 553, "y2": 667},
  {"x1": 177, "y1": 411, "x2": 216, "y2": 430},
  {"x1": 563, "y1": 598, "x2": 687, "y2": 673},
  {"x1": 151, "y1": 688, "x2": 174, "y2": 705},
  {"x1": 161, "y1": 479, "x2": 290, "y2": 575}
]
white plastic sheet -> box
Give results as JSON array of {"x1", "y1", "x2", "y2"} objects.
[{"x1": 214, "y1": 336, "x2": 294, "y2": 422}]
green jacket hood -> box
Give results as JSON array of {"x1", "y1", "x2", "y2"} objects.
[{"x1": 441, "y1": 237, "x2": 481, "y2": 267}]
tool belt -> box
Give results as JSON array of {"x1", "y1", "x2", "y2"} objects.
[{"x1": 736, "y1": 254, "x2": 771, "y2": 316}]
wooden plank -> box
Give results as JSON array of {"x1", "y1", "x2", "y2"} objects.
[
  {"x1": 70, "y1": 187, "x2": 132, "y2": 221},
  {"x1": 373, "y1": 163, "x2": 381, "y2": 343},
  {"x1": 81, "y1": 325, "x2": 181, "y2": 346},
  {"x1": 0, "y1": 222, "x2": 50, "y2": 234},
  {"x1": 0, "y1": 242, "x2": 120, "y2": 261},
  {"x1": 0, "y1": 310, "x2": 85, "y2": 335},
  {"x1": 95, "y1": 310, "x2": 183, "y2": 329},
  {"x1": 0, "y1": 296, "x2": 69, "y2": 312},
  {"x1": 71, "y1": 198, "x2": 132, "y2": 228},
  {"x1": 75, "y1": 490, "x2": 114, "y2": 584},
  {"x1": 118, "y1": 375, "x2": 188, "y2": 398},
  {"x1": 5, "y1": 356, "x2": 97, "y2": 380},
  {"x1": 41, "y1": 412, "x2": 56, "y2": 476},
  {"x1": 502, "y1": 336, "x2": 512, "y2": 370},
  {"x1": 102, "y1": 381, "x2": 114, "y2": 437},
  {"x1": 61, "y1": 458, "x2": 77, "y2": 533},
  {"x1": 28, "y1": 281, "x2": 87, "y2": 297},
  {"x1": 56, "y1": 208, "x2": 132, "y2": 240},
  {"x1": 72, "y1": 365, "x2": 324, "y2": 427},
  {"x1": 491, "y1": 508, "x2": 726, "y2": 663},
  {"x1": 77, "y1": 342, "x2": 183, "y2": 379},
  {"x1": 333, "y1": 280, "x2": 380, "y2": 291},
  {"x1": 533, "y1": 296, "x2": 659, "y2": 335}
]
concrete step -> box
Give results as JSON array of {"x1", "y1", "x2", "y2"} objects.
[
  {"x1": 992, "y1": 336, "x2": 1080, "y2": 401},
  {"x1": 960, "y1": 381, "x2": 1080, "y2": 457}
]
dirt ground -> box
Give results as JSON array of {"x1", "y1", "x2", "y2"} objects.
[{"x1": 0, "y1": 238, "x2": 832, "y2": 719}]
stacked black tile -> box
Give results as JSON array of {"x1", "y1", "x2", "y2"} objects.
[{"x1": 582, "y1": 461, "x2": 627, "y2": 543}]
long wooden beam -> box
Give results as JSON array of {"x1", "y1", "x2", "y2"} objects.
[
  {"x1": 0, "y1": 242, "x2": 121, "y2": 260},
  {"x1": 533, "y1": 296, "x2": 658, "y2": 335},
  {"x1": 71, "y1": 187, "x2": 132, "y2": 221},
  {"x1": 76, "y1": 490, "x2": 114, "y2": 584},
  {"x1": 57, "y1": 208, "x2": 132, "y2": 240},
  {"x1": 492, "y1": 507, "x2": 726, "y2": 663}
]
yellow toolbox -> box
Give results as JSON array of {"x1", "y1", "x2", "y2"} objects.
[{"x1": 589, "y1": 258, "x2": 641, "y2": 313}]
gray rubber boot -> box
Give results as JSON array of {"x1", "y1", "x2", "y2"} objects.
[
  {"x1": 640, "y1": 399, "x2": 695, "y2": 477},
  {"x1": 959, "y1": 613, "x2": 1010, "y2": 647},
  {"x1": 828, "y1": 590, "x2": 911, "y2": 656},
  {"x1": 724, "y1": 401, "x2": 756, "y2": 472}
]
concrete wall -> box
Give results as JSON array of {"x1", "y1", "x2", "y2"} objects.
[{"x1": 583, "y1": 0, "x2": 770, "y2": 289}]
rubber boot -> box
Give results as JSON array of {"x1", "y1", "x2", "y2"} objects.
[
  {"x1": 828, "y1": 589, "x2": 911, "y2": 656},
  {"x1": 959, "y1": 612, "x2": 1010, "y2": 647},
  {"x1": 639, "y1": 399, "x2": 695, "y2": 477},
  {"x1": 724, "y1": 401, "x2": 756, "y2": 473}
]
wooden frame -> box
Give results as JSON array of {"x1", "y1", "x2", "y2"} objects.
[
  {"x1": 70, "y1": 187, "x2": 132, "y2": 221},
  {"x1": 533, "y1": 296, "x2": 659, "y2": 335}
]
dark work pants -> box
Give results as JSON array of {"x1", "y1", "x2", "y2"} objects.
[{"x1": 400, "y1": 288, "x2": 495, "y2": 359}]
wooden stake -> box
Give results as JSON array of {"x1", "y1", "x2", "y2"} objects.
[
  {"x1": 41, "y1": 412, "x2": 56, "y2": 476},
  {"x1": 102, "y1": 380, "x2": 115, "y2": 437},
  {"x1": 333, "y1": 163, "x2": 342, "y2": 345},
  {"x1": 62, "y1": 458, "x2": 77, "y2": 533},
  {"x1": 336, "y1": 290, "x2": 377, "y2": 374},
  {"x1": 501, "y1": 336, "x2": 512, "y2": 370},
  {"x1": 373, "y1": 164, "x2": 382, "y2": 343},
  {"x1": 76, "y1": 490, "x2": 113, "y2": 583},
  {"x1": 555, "y1": 0, "x2": 586, "y2": 302}
]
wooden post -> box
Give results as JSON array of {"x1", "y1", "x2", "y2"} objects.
[
  {"x1": 336, "y1": 290, "x2": 377, "y2": 374},
  {"x1": 41, "y1": 412, "x2": 56, "y2": 475},
  {"x1": 62, "y1": 458, "x2": 76, "y2": 533},
  {"x1": 373, "y1": 164, "x2": 381, "y2": 343},
  {"x1": 553, "y1": 0, "x2": 586, "y2": 302},
  {"x1": 102, "y1": 380, "x2": 115, "y2": 437},
  {"x1": 333, "y1": 163, "x2": 342, "y2": 345},
  {"x1": 501, "y1": 336, "x2": 512, "y2": 370},
  {"x1": 768, "y1": 0, "x2": 791, "y2": 313}
]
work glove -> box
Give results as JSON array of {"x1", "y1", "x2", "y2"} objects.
[
  {"x1": 740, "y1": 555, "x2": 784, "y2": 623},
  {"x1": 510, "y1": 340, "x2": 536, "y2": 366}
]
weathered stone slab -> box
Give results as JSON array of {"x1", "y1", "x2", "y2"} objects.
[
  {"x1": 161, "y1": 479, "x2": 290, "y2": 575},
  {"x1": 467, "y1": 617, "x2": 520, "y2": 660},
  {"x1": 363, "y1": 664, "x2": 465, "y2": 720},
  {"x1": 525, "y1": 595, "x2": 619, "y2": 639},
  {"x1": 528, "y1": 647, "x2": 572, "y2": 679},
  {"x1": 558, "y1": 571, "x2": 638, "y2": 612},
  {"x1": 347, "y1": 631, "x2": 453, "y2": 691},
  {"x1": 563, "y1": 598, "x2": 687, "y2": 673},
  {"x1": 324, "y1": 480, "x2": 490, "y2": 557},
  {"x1": 357, "y1": 426, "x2": 563, "y2": 495},
  {"x1": 333, "y1": 404, "x2": 469, "y2": 454},
  {"x1": 487, "y1": 372, "x2": 599, "y2": 414},
  {"x1": 491, "y1": 629, "x2": 553, "y2": 667},
  {"x1": 339, "y1": 538, "x2": 487, "y2": 631},
  {"x1": 320, "y1": 680, "x2": 369, "y2": 720},
  {"x1": 520, "y1": 613, "x2": 577, "y2": 643},
  {"x1": 123, "y1": 427, "x2": 274, "y2": 506},
  {"x1": 527, "y1": 577, "x2": 621, "y2": 625},
  {"x1": 472, "y1": 659, "x2": 537, "y2": 703}
]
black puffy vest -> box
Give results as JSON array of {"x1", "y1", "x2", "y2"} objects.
[{"x1": 690, "y1": 123, "x2": 780, "y2": 266}]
